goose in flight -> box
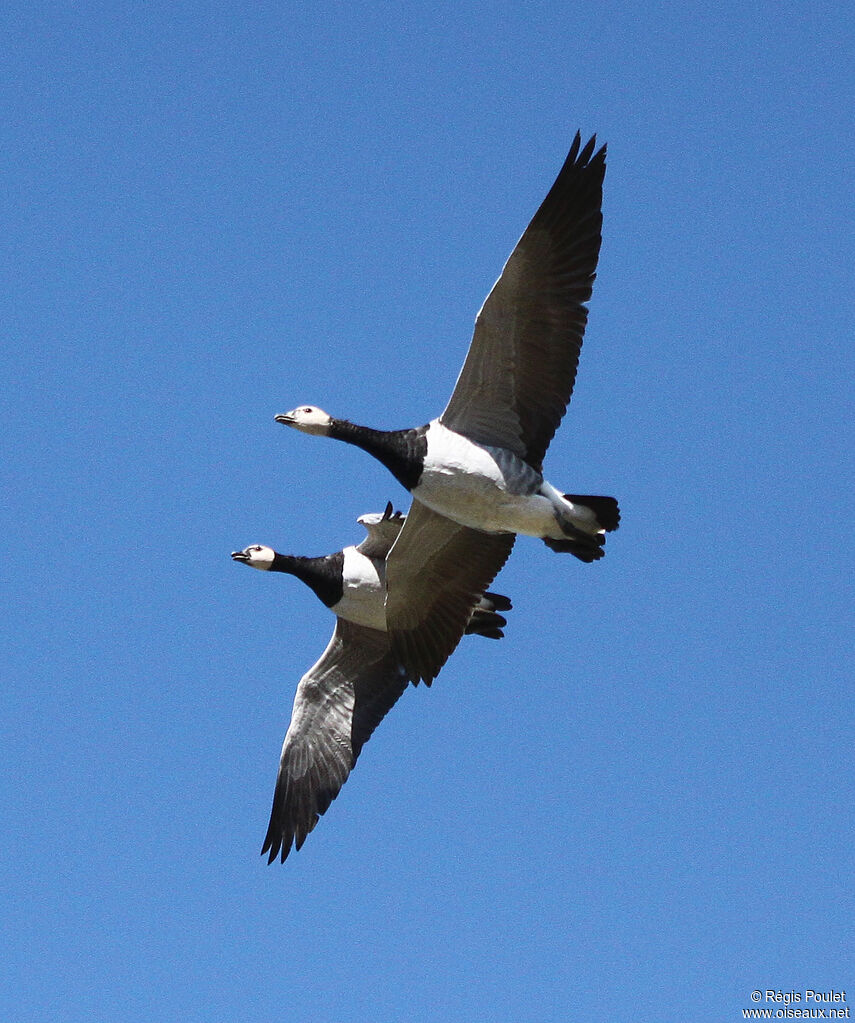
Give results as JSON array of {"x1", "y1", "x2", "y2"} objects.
[
  {"x1": 231, "y1": 503, "x2": 512, "y2": 862},
  {"x1": 276, "y1": 133, "x2": 618, "y2": 685}
]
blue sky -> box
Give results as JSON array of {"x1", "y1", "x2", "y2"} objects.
[{"x1": 3, "y1": 2, "x2": 853, "y2": 1020}]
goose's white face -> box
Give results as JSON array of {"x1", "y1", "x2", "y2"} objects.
[
  {"x1": 231, "y1": 545, "x2": 275, "y2": 570},
  {"x1": 274, "y1": 405, "x2": 332, "y2": 435}
]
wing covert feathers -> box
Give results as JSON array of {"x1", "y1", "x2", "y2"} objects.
[
  {"x1": 385, "y1": 501, "x2": 515, "y2": 684},
  {"x1": 441, "y1": 133, "x2": 606, "y2": 470}
]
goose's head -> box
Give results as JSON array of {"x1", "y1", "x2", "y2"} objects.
[
  {"x1": 231, "y1": 545, "x2": 276, "y2": 570},
  {"x1": 274, "y1": 405, "x2": 333, "y2": 435}
]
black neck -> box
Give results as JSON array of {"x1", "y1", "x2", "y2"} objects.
[
  {"x1": 328, "y1": 419, "x2": 428, "y2": 491},
  {"x1": 270, "y1": 551, "x2": 344, "y2": 609}
]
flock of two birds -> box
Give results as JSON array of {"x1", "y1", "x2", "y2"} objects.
[{"x1": 232, "y1": 133, "x2": 620, "y2": 863}]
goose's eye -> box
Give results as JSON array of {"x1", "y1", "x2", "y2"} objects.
[{"x1": 303, "y1": 407, "x2": 312, "y2": 413}]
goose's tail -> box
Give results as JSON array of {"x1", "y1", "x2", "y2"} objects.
[
  {"x1": 465, "y1": 590, "x2": 512, "y2": 639},
  {"x1": 564, "y1": 494, "x2": 621, "y2": 533},
  {"x1": 543, "y1": 494, "x2": 620, "y2": 563}
]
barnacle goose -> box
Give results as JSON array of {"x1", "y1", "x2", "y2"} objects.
[
  {"x1": 275, "y1": 133, "x2": 619, "y2": 685},
  {"x1": 231, "y1": 504, "x2": 512, "y2": 862}
]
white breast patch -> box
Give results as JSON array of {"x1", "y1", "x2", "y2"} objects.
[{"x1": 333, "y1": 546, "x2": 387, "y2": 631}]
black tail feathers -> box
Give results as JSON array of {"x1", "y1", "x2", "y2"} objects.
[
  {"x1": 563, "y1": 494, "x2": 621, "y2": 532},
  {"x1": 464, "y1": 590, "x2": 512, "y2": 639},
  {"x1": 480, "y1": 590, "x2": 512, "y2": 612},
  {"x1": 465, "y1": 609, "x2": 507, "y2": 639}
]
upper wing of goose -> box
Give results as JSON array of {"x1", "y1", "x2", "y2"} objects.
[
  {"x1": 384, "y1": 500, "x2": 515, "y2": 685},
  {"x1": 355, "y1": 501, "x2": 405, "y2": 560},
  {"x1": 440, "y1": 133, "x2": 606, "y2": 471},
  {"x1": 261, "y1": 618, "x2": 408, "y2": 863}
]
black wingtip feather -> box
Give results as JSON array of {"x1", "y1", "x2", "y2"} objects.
[{"x1": 561, "y1": 131, "x2": 605, "y2": 175}]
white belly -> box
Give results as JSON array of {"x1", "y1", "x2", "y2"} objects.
[
  {"x1": 413, "y1": 421, "x2": 558, "y2": 536},
  {"x1": 332, "y1": 547, "x2": 387, "y2": 631}
]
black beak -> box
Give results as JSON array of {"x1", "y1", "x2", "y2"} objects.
[
  {"x1": 274, "y1": 413, "x2": 294, "y2": 425},
  {"x1": 231, "y1": 550, "x2": 249, "y2": 563}
]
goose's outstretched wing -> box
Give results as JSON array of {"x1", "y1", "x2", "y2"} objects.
[
  {"x1": 440, "y1": 133, "x2": 606, "y2": 471},
  {"x1": 385, "y1": 500, "x2": 515, "y2": 684},
  {"x1": 262, "y1": 619, "x2": 408, "y2": 863}
]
